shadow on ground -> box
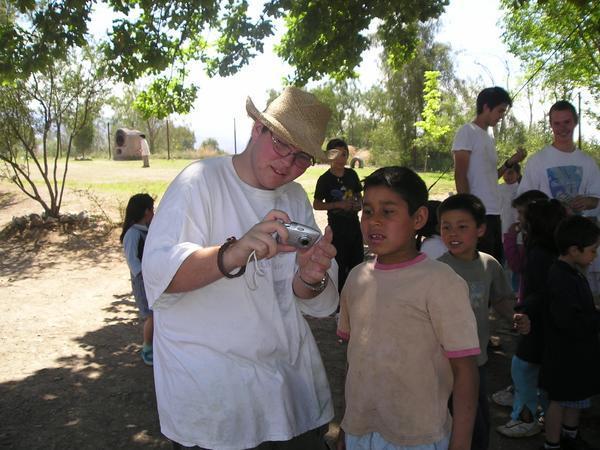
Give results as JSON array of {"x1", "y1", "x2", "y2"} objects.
[
  {"x1": 0, "y1": 295, "x2": 169, "y2": 450},
  {"x1": 1, "y1": 301, "x2": 598, "y2": 449},
  {"x1": 0, "y1": 191, "x2": 19, "y2": 210},
  {"x1": 0, "y1": 226, "x2": 120, "y2": 281}
]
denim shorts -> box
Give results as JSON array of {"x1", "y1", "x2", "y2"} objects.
[{"x1": 346, "y1": 431, "x2": 450, "y2": 450}]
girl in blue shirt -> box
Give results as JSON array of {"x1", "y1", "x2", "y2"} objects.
[{"x1": 120, "y1": 193, "x2": 154, "y2": 366}]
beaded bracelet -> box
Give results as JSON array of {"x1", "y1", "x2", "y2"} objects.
[{"x1": 217, "y1": 237, "x2": 246, "y2": 278}]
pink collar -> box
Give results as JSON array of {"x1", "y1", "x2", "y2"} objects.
[{"x1": 375, "y1": 253, "x2": 427, "y2": 270}]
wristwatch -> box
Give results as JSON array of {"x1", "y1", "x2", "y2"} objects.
[{"x1": 298, "y1": 273, "x2": 329, "y2": 292}]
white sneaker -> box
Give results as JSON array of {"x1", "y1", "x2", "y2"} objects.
[
  {"x1": 491, "y1": 385, "x2": 514, "y2": 407},
  {"x1": 496, "y1": 419, "x2": 542, "y2": 438}
]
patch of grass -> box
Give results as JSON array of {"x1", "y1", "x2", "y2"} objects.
[
  {"x1": 1, "y1": 157, "x2": 456, "y2": 209},
  {"x1": 66, "y1": 180, "x2": 171, "y2": 196},
  {"x1": 298, "y1": 166, "x2": 454, "y2": 200}
]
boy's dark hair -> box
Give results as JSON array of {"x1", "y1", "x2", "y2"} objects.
[
  {"x1": 120, "y1": 193, "x2": 154, "y2": 243},
  {"x1": 555, "y1": 215, "x2": 600, "y2": 255},
  {"x1": 476, "y1": 87, "x2": 512, "y2": 114},
  {"x1": 438, "y1": 193, "x2": 486, "y2": 227},
  {"x1": 549, "y1": 100, "x2": 578, "y2": 125},
  {"x1": 512, "y1": 189, "x2": 549, "y2": 208},
  {"x1": 326, "y1": 138, "x2": 348, "y2": 151},
  {"x1": 524, "y1": 199, "x2": 567, "y2": 253},
  {"x1": 363, "y1": 166, "x2": 428, "y2": 215},
  {"x1": 416, "y1": 200, "x2": 442, "y2": 250}
]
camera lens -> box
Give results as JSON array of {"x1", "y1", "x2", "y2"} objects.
[{"x1": 299, "y1": 236, "x2": 310, "y2": 247}]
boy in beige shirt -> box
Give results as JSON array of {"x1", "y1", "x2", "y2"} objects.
[{"x1": 337, "y1": 167, "x2": 481, "y2": 450}]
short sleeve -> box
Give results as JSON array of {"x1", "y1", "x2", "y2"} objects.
[
  {"x1": 427, "y1": 267, "x2": 480, "y2": 358},
  {"x1": 452, "y1": 125, "x2": 474, "y2": 153},
  {"x1": 583, "y1": 156, "x2": 600, "y2": 198},
  {"x1": 314, "y1": 173, "x2": 327, "y2": 201},
  {"x1": 517, "y1": 159, "x2": 539, "y2": 195},
  {"x1": 122, "y1": 228, "x2": 142, "y2": 276},
  {"x1": 142, "y1": 171, "x2": 211, "y2": 306},
  {"x1": 350, "y1": 169, "x2": 362, "y2": 193}
]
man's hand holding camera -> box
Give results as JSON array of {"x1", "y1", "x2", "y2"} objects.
[
  {"x1": 294, "y1": 226, "x2": 337, "y2": 299},
  {"x1": 220, "y1": 209, "x2": 337, "y2": 298},
  {"x1": 221, "y1": 210, "x2": 297, "y2": 272}
]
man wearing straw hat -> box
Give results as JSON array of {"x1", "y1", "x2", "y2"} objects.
[{"x1": 142, "y1": 87, "x2": 338, "y2": 450}]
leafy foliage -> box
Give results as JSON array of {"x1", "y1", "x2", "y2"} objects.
[
  {"x1": 133, "y1": 76, "x2": 198, "y2": 120},
  {"x1": 414, "y1": 71, "x2": 451, "y2": 170},
  {"x1": 500, "y1": 0, "x2": 600, "y2": 95},
  {"x1": 0, "y1": 49, "x2": 109, "y2": 216},
  {"x1": 272, "y1": 0, "x2": 448, "y2": 84},
  {"x1": 74, "y1": 120, "x2": 96, "y2": 158},
  {"x1": 200, "y1": 137, "x2": 220, "y2": 151},
  {"x1": 381, "y1": 22, "x2": 470, "y2": 168},
  {"x1": 1, "y1": 0, "x2": 450, "y2": 119}
]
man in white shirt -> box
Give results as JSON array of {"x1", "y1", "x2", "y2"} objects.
[
  {"x1": 452, "y1": 86, "x2": 526, "y2": 262},
  {"x1": 518, "y1": 100, "x2": 600, "y2": 214},
  {"x1": 142, "y1": 87, "x2": 339, "y2": 450},
  {"x1": 518, "y1": 100, "x2": 600, "y2": 300}
]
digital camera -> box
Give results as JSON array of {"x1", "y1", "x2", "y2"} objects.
[{"x1": 277, "y1": 222, "x2": 321, "y2": 249}]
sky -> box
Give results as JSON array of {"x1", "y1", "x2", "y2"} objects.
[{"x1": 94, "y1": 0, "x2": 592, "y2": 152}]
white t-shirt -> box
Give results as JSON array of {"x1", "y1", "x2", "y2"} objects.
[
  {"x1": 452, "y1": 123, "x2": 500, "y2": 214},
  {"x1": 498, "y1": 182, "x2": 519, "y2": 235},
  {"x1": 420, "y1": 235, "x2": 447, "y2": 260},
  {"x1": 518, "y1": 145, "x2": 600, "y2": 216},
  {"x1": 518, "y1": 144, "x2": 600, "y2": 276},
  {"x1": 142, "y1": 156, "x2": 338, "y2": 450}
]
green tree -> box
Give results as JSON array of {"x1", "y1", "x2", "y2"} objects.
[
  {"x1": 0, "y1": 49, "x2": 109, "y2": 217},
  {"x1": 73, "y1": 120, "x2": 96, "y2": 159},
  {"x1": 368, "y1": 121, "x2": 404, "y2": 167},
  {"x1": 274, "y1": 0, "x2": 448, "y2": 84},
  {"x1": 200, "y1": 138, "x2": 220, "y2": 152},
  {"x1": 1, "y1": 0, "x2": 450, "y2": 113},
  {"x1": 108, "y1": 86, "x2": 164, "y2": 153},
  {"x1": 381, "y1": 22, "x2": 467, "y2": 167},
  {"x1": 154, "y1": 123, "x2": 197, "y2": 155},
  {"x1": 309, "y1": 80, "x2": 378, "y2": 147},
  {"x1": 414, "y1": 71, "x2": 451, "y2": 171},
  {"x1": 500, "y1": 0, "x2": 600, "y2": 95}
]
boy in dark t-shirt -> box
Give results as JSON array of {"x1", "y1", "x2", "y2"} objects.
[{"x1": 313, "y1": 138, "x2": 363, "y2": 292}]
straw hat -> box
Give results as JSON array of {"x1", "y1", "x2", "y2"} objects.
[{"x1": 246, "y1": 87, "x2": 331, "y2": 163}]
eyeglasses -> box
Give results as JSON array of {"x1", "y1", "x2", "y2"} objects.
[{"x1": 270, "y1": 133, "x2": 314, "y2": 169}]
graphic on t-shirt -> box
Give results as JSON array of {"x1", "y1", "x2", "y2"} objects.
[
  {"x1": 546, "y1": 165, "x2": 582, "y2": 202},
  {"x1": 331, "y1": 187, "x2": 346, "y2": 200},
  {"x1": 467, "y1": 280, "x2": 486, "y2": 311}
]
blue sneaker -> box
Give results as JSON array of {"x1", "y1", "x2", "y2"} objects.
[{"x1": 141, "y1": 347, "x2": 153, "y2": 366}]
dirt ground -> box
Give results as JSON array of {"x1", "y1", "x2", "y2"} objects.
[{"x1": 1, "y1": 184, "x2": 599, "y2": 450}]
